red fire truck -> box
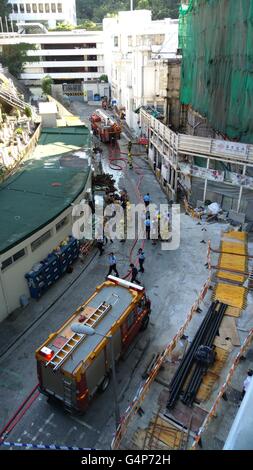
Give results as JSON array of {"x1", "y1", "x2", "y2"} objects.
[
  {"x1": 90, "y1": 109, "x2": 121, "y2": 143},
  {"x1": 36, "y1": 276, "x2": 151, "y2": 412}
]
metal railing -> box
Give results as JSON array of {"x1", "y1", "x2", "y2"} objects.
[
  {"x1": 141, "y1": 109, "x2": 253, "y2": 165},
  {"x1": 0, "y1": 123, "x2": 41, "y2": 183}
]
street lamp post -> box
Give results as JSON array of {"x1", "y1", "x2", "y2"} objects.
[{"x1": 71, "y1": 323, "x2": 121, "y2": 429}]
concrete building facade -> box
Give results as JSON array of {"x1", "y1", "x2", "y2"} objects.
[
  {"x1": 8, "y1": 0, "x2": 76, "y2": 28},
  {"x1": 0, "y1": 126, "x2": 92, "y2": 322},
  {"x1": 0, "y1": 27, "x2": 105, "y2": 95},
  {"x1": 141, "y1": 109, "x2": 253, "y2": 219},
  {"x1": 103, "y1": 10, "x2": 180, "y2": 132}
]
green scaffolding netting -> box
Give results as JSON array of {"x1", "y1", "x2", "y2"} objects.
[{"x1": 179, "y1": 0, "x2": 253, "y2": 142}]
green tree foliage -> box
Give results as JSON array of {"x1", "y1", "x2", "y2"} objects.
[
  {"x1": 49, "y1": 22, "x2": 74, "y2": 31},
  {"x1": 76, "y1": 0, "x2": 180, "y2": 23},
  {"x1": 0, "y1": 0, "x2": 12, "y2": 18},
  {"x1": 42, "y1": 76, "x2": 53, "y2": 95},
  {"x1": 0, "y1": 44, "x2": 36, "y2": 78},
  {"x1": 99, "y1": 74, "x2": 109, "y2": 82},
  {"x1": 24, "y1": 106, "x2": 32, "y2": 118}
]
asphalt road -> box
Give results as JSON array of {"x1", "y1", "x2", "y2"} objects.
[{"x1": 0, "y1": 102, "x2": 221, "y2": 451}]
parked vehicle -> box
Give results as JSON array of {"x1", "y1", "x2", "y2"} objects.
[
  {"x1": 36, "y1": 276, "x2": 151, "y2": 412},
  {"x1": 90, "y1": 109, "x2": 121, "y2": 143}
]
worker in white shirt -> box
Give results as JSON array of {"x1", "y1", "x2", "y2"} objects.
[{"x1": 240, "y1": 369, "x2": 253, "y2": 400}]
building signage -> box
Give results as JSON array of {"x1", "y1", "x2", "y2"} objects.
[
  {"x1": 179, "y1": 163, "x2": 224, "y2": 181},
  {"x1": 212, "y1": 140, "x2": 248, "y2": 157},
  {"x1": 226, "y1": 171, "x2": 253, "y2": 189}
]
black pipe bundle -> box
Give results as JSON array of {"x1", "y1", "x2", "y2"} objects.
[
  {"x1": 181, "y1": 303, "x2": 227, "y2": 406},
  {"x1": 167, "y1": 301, "x2": 227, "y2": 409}
]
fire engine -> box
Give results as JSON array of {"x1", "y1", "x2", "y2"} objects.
[
  {"x1": 90, "y1": 109, "x2": 121, "y2": 143},
  {"x1": 36, "y1": 276, "x2": 151, "y2": 412}
]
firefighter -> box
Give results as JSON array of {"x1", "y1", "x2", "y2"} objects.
[
  {"x1": 128, "y1": 140, "x2": 132, "y2": 153},
  {"x1": 129, "y1": 264, "x2": 141, "y2": 285},
  {"x1": 128, "y1": 151, "x2": 133, "y2": 169},
  {"x1": 145, "y1": 143, "x2": 149, "y2": 158}
]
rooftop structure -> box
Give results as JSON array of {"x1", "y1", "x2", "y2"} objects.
[
  {"x1": 103, "y1": 10, "x2": 180, "y2": 131},
  {"x1": 0, "y1": 27, "x2": 104, "y2": 91},
  {"x1": 0, "y1": 124, "x2": 92, "y2": 320},
  {"x1": 8, "y1": 0, "x2": 76, "y2": 29},
  {"x1": 0, "y1": 126, "x2": 91, "y2": 255}
]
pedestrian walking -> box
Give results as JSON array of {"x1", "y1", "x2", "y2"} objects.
[
  {"x1": 107, "y1": 252, "x2": 119, "y2": 277},
  {"x1": 151, "y1": 217, "x2": 158, "y2": 245},
  {"x1": 128, "y1": 151, "x2": 133, "y2": 169},
  {"x1": 96, "y1": 235, "x2": 104, "y2": 256},
  {"x1": 143, "y1": 193, "x2": 150, "y2": 207},
  {"x1": 240, "y1": 369, "x2": 253, "y2": 400},
  {"x1": 129, "y1": 263, "x2": 141, "y2": 284},
  {"x1": 138, "y1": 248, "x2": 145, "y2": 273},
  {"x1": 144, "y1": 216, "x2": 151, "y2": 240}
]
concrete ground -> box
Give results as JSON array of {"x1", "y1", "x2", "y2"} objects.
[{"x1": 0, "y1": 102, "x2": 250, "y2": 451}]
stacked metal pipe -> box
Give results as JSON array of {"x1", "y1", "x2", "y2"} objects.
[{"x1": 167, "y1": 301, "x2": 227, "y2": 409}]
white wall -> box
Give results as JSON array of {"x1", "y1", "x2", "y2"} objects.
[
  {"x1": 8, "y1": 0, "x2": 77, "y2": 27},
  {"x1": 0, "y1": 30, "x2": 104, "y2": 84},
  {"x1": 0, "y1": 171, "x2": 91, "y2": 322},
  {"x1": 103, "y1": 10, "x2": 179, "y2": 132}
]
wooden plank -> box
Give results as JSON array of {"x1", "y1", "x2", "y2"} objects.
[
  {"x1": 225, "y1": 306, "x2": 242, "y2": 318},
  {"x1": 219, "y1": 316, "x2": 241, "y2": 346},
  {"x1": 164, "y1": 401, "x2": 207, "y2": 434},
  {"x1": 196, "y1": 371, "x2": 218, "y2": 401},
  {"x1": 150, "y1": 416, "x2": 182, "y2": 448},
  {"x1": 196, "y1": 346, "x2": 229, "y2": 401},
  {"x1": 213, "y1": 336, "x2": 233, "y2": 352}
]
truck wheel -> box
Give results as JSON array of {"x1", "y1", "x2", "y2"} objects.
[
  {"x1": 99, "y1": 375, "x2": 110, "y2": 392},
  {"x1": 141, "y1": 316, "x2": 149, "y2": 331}
]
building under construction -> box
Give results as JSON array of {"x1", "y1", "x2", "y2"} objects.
[
  {"x1": 179, "y1": 0, "x2": 253, "y2": 143},
  {"x1": 140, "y1": 0, "x2": 253, "y2": 221}
]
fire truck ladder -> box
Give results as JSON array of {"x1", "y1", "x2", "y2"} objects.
[{"x1": 46, "y1": 301, "x2": 113, "y2": 371}]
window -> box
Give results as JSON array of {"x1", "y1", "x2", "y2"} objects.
[
  {"x1": 39, "y1": 3, "x2": 44, "y2": 13},
  {"x1": 1, "y1": 257, "x2": 12, "y2": 270},
  {"x1": 26, "y1": 4, "x2": 31, "y2": 12},
  {"x1": 56, "y1": 216, "x2": 69, "y2": 232},
  {"x1": 57, "y1": 3, "x2": 62, "y2": 13},
  {"x1": 51, "y1": 3, "x2": 56, "y2": 12},
  {"x1": 128, "y1": 36, "x2": 132, "y2": 47},
  {"x1": 31, "y1": 230, "x2": 51, "y2": 252},
  {"x1": 32, "y1": 3, "x2": 37, "y2": 13},
  {"x1": 1, "y1": 249, "x2": 26, "y2": 271},
  {"x1": 20, "y1": 4, "x2": 25, "y2": 13},
  {"x1": 45, "y1": 3, "x2": 50, "y2": 13},
  {"x1": 13, "y1": 4, "x2": 18, "y2": 13},
  {"x1": 114, "y1": 36, "x2": 119, "y2": 47},
  {"x1": 13, "y1": 248, "x2": 26, "y2": 262}
]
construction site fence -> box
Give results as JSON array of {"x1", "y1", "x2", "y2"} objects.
[
  {"x1": 111, "y1": 275, "x2": 212, "y2": 449},
  {"x1": 191, "y1": 327, "x2": 253, "y2": 449},
  {"x1": 0, "y1": 122, "x2": 41, "y2": 183},
  {"x1": 140, "y1": 110, "x2": 253, "y2": 165}
]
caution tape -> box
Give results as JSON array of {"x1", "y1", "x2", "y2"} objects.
[{"x1": 1, "y1": 440, "x2": 95, "y2": 450}]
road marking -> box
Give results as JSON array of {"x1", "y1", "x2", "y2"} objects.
[
  {"x1": 70, "y1": 416, "x2": 100, "y2": 434},
  {"x1": 30, "y1": 413, "x2": 55, "y2": 442}
]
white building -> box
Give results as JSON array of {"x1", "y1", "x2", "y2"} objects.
[
  {"x1": 0, "y1": 26, "x2": 105, "y2": 95},
  {"x1": 8, "y1": 0, "x2": 76, "y2": 28},
  {"x1": 103, "y1": 10, "x2": 180, "y2": 132}
]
